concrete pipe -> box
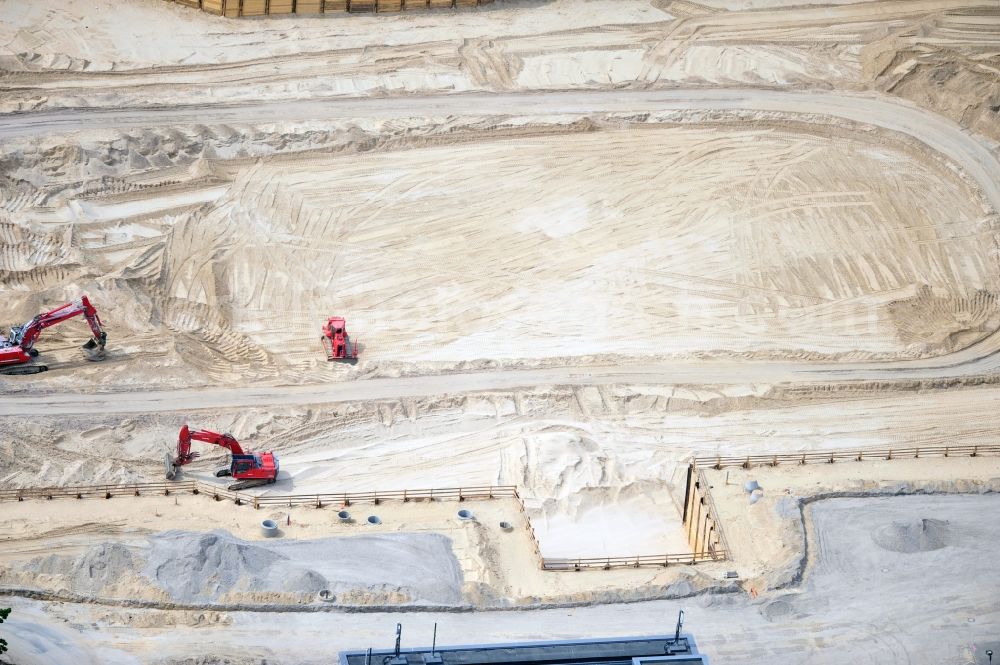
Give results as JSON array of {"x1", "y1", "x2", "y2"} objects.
[{"x1": 261, "y1": 519, "x2": 279, "y2": 537}]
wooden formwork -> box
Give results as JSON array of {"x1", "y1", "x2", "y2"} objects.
[
  {"x1": 239, "y1": 0, "x2": 267, "y2": 15},
  {"x1": 295, "y1": 0, "x2": 324, "y2": 12},
  {"x1": 268, "y1": 0, "x2": 296, "y2": 13},
  {"x1": 681, "y1": 466, "x2": 728, "y2": 557},
  {"x1": 165, "y1": 0, "x2": 492, "y2": 15}
]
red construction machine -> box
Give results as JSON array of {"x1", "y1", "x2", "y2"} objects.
[
  {"x1": 0, "y1": 295, "x2": 107, "y2": 375},
  {"x1": 166, "y1": 424, "x2": 279, "y2": 491},
  {"x1": 321, "y1": 316, "x2": 358, "y2": 361}
]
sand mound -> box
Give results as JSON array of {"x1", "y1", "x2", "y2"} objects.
[
  {"x1": 144, "y1": 531, "x2": 307, "y2": 602},
  {"x1": 16, "y1": 530, "x2": 465, "y2": 607},
  {"x1": 27, "y1": 542, "x2": 139, "y2": 596},
  {"x1": 871, "y1": 518, "x2": 951, "y2": 554}
]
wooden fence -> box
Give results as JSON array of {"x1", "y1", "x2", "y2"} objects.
[
  {"x1": 168, "y1": 0, "x2": 492, "y2": 18},
  {"x1": 692, "y1": 443, "x2": 1000, "y2": 471},
  {"x1": 0, "y1": 480, "x2": 517, "y2": 507},
  {"x1": 1, "y1": 479, "x2": 725, "y2": 572},
  {"x1": 542, "y1": 550, "x2": 723, "y2": 572}
]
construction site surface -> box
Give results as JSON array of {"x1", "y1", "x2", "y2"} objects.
[{"x1": 1, "y1": 0, "x2": 999, "y2": 663}]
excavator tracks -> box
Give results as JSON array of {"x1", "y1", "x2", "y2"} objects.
[
  {"x1": 227, "y1": 478, "x2": 275, "y2": 491},
  {"x1": 0, "y1": 364, "x2": 48, "y2": 375}
]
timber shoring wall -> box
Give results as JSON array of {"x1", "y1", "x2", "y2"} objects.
[{"x1": 166, "y1": 0, "x2": 492, "y2": 17}]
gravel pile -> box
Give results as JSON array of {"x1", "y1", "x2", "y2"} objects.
[
  {"x1": 20, "y1": 530, "x2": 464, "y2": 606},
  {"x1": 871, "y1": 518, "x2": 951, "y2": 553}
]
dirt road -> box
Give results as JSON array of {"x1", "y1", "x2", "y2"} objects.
[{"x1": 2, "y1": 88, "x2": 999, "y2": 415}]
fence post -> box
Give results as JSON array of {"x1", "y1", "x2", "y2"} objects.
[{"x1": 972, "y1": 446, "x2": 978, "y2": 457}]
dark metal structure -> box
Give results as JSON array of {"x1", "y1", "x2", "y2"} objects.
[{"x1": 339, "y1": 614, "x2": 708, "y2": 665}]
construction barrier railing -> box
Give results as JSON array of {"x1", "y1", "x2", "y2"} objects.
[
  {"x1": 168, "y1": 0, "x2": 492, "y2": 18},
  {"x1": 0, "y1": 480, "x2": 518, "y2": 506},
  {"x1": 1, "y1": 479, "x2": 726, "y2": 572},
  {"x1": 542, "y1": 550, "x2": 724, "y2": 572},
  {"x1": 693, "y1": 443, "x2": 1000, "y2": 471},
  {"x1": 512, "y1": 489, "x2": 545, "y2": 564},
  {"x1": 0, "y1": 480, "x2": 187, "y2": 501}
]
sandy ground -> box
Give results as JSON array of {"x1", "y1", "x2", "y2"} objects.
[
  {"x1": 2, "y1": 90, "x2": 999, "y2": 392},
  {"x1": 2, "y1": 382, "x2": 999, "y2": 582},
  {"x1": 0, "y1": 493, "x2": 712, "y2": 609},
  {"x1": 2, "y1": 0, "x2": 1000, "y2": 662},
  {"x1": 704, "y1": 456, "x2": 1000, "y2": 584},
  {"x1": 1, "y1": 0, "x2": 997, "y2": 141},
  {"x1": 5, "y1": 493, "x2": 998, "y2": 664}
]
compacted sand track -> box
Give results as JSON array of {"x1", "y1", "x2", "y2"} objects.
[
  {"x1": 3, "y1": 2, "x2": 1000, "y2": 664},
  {"x1": 2, "y1": 88, "x2": 1000, "y2": 412}
]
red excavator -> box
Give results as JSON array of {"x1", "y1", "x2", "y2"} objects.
[
  {"x1": 0, "y1": 295, "x2": 107, "y2": 375},
  {"x1": 321, "y1": 316, "x2": 358, "y2": 361},
  {"x1": 166, "y1": 424, "x2": 279, "y2": 491}
]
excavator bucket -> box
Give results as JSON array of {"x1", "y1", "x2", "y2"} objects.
[
  {"x1": 165, "y1": 452, "x2": 178, "y2": 480},
  {"x1": 82, "y1": 337, "x2": 106, "y2": 361}
]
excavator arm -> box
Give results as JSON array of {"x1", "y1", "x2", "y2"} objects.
[
  {"x1": 7, "y1": 295, "x2": 107, "y2": 357},
  {"x1": 166, "y1": 425, "x2": 276, "y2": 490},
  {"x1": 173, "y1": 423, "x2": 245, "y2": 467}
]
